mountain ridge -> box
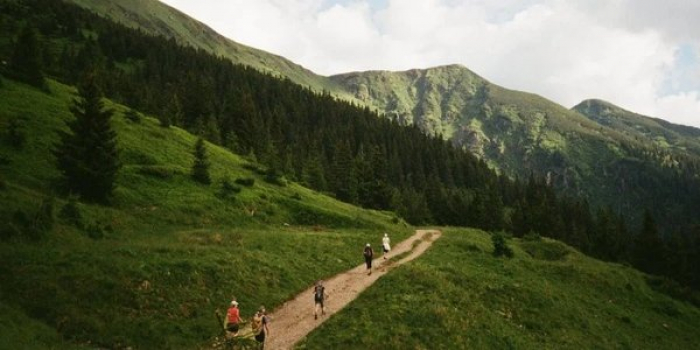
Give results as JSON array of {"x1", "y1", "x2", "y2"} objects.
[{"x1": 64, "y1": 0, "x2": 700, "y2": 229}]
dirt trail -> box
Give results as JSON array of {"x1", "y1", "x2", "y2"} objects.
[{"x1": 248, "y1": 229, "x2": 442, "y2": 350}]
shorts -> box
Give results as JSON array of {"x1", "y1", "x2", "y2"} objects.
[
  {"x1": 255, "y1": 331, "x2": 266, "y2": 343},
  {"x1": 226, "y1": 323, "x2": 239, "y2": 332}
]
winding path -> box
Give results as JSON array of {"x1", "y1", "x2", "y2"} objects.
[{"x1": 253, "y1": 229, "x2": 442, "y2": 349}]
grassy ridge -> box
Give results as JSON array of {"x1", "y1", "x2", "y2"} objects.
[
  {"x1": 0, "y1": 79, "x2": 408, "y2": 348},
  {"x1": 299, "y1": 228, "x2": 700, "y2": 349}
]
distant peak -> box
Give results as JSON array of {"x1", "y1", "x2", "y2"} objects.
[{"x1": 574, "y1": 99, "x2": 617, "y2": 110}]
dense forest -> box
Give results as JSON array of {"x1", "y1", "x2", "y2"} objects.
[{"x1": 1, "y1": 0, "x2": 699, "y2": 291}]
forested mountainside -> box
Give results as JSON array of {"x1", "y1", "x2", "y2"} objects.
[
  {"x1": 67, "y1": 0, "x2": 700, "y2": 237},
  {"x1": 331, "y1": 66, "x2": 700, "y2": 235},
  {"x1": 574, "y1": 99, "x2": 700, "y2": 157},
  {"x1": 1, "y1": 0, "x2": 699, "y2": 290},
  {"x1": 66, "y1": 0, "x2": 354, "y2": 100}
]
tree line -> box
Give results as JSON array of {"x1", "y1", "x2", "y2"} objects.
[{"x1": 1, "y1": 0, "x2": 699, "y2": 291}]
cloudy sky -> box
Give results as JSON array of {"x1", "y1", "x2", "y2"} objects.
[{"x1": 160, "y1": 0, "x2": 700, "y2": 128}]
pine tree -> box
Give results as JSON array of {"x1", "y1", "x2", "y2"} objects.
[
  {"x1": 10, "y1": 24, "x2": 46, "y2": 89},
  {"x1": 54, "y1": 72, "x2": 120, "y2": 203},
  {"x1": 633, "y1": 209, "x2": 666, "y2": 275},
  {"x1": 191, "y1": 137, "x2": 211, "y2": 185}
]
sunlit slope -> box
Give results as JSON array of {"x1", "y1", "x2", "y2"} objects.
[
  {"x1": 0, "y1": 78, "x2": 407, "y2": 349},
  {"x1": 67, "y1": 0, "x2": 355, "y2": 101},
  {"x1": 300, "y1": 227, "x2": 700, "y2": 349}
]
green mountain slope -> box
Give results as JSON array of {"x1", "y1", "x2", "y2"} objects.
[
  {"x1": 0, "y1": 78, "x2": 405, "y2": 348},
  {"x1": 63, "y1": 0, "x2": 700, "y2": 230},
  {"x1": 574, "y1": 99, "x2": 700, "y2": 156},
  {"x1": 301, "y1": 228, "x2": 700, "y2": 349},
  {"x1": 2, "y1": 79, "x2": 699, "y2": 350},
  {"x1": 331, "y1": 65, "x2": 700, "y2": 228},
  {"x1": 66, "y1": 0, "x2": 354, "y2": 100}
]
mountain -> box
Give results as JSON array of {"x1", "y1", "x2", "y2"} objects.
[
  {"x1": 67, "y1": 0, "x2": 354, "y2": 100},
  {"x1": 1, "y1": 80, "x2": 699, "y2": 349},
  {"x1": 333, "y1": 65, "x2": 700, "y2": 224},
  {"x1": 574, "y1": 99, "x2": 700, "y2": 157}
]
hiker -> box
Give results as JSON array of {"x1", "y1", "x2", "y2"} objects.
[
  {"x1": 382, "y1": 233, "x2": 391, "y2": 260},
  {"x1": 364, "y1": 243, "x2": 374, "y2": 275},
  {"x1": 251, "y1": 305, "x2": 270, "y2": 349},
  {"x1": 313, "y1": 280, "x2": 328, "y2": 320},
  {"x1": 225, "y1": 300, "x2": 242, "y2": 337}
]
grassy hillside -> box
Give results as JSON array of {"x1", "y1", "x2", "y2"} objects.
[
  {"x1": 65, "y1": 0, "x2": 355, "y2": 102},
  {"x1": 299, "y1": 227, "x2": 700, "y2": 349},
  {"x1": 574, "y1": 99, "x2": 700, "y2": 157},
  {"x1": 0, "y1": 78, "x2": 408, "y2": 349},
  {"x1": 1, "y1": 79, "x2": 699, "y2": 349}
]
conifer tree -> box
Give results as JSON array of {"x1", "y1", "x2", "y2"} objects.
[
  {"x1": 10, "y1": 24, "x2": 46, "y2": 89},
  {"x1": 633, "y1": 209, "x2": 666, "y2": 275},
  {"x1": 191, "y1": 137, "x2": 211, "y2": 185},
  {"x1": 54, "y1": 72, "x2": 119, "y2": 203}
]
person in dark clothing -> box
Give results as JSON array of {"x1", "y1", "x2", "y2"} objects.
[
  {"x1": 251, "y1": 306, "x2": 269, "y2": 349},
  {"x1": 313, "y1": 280, "x2": 327, "y2": 320},
  {"x1": 363, "y1": 243, "x2": 374, "y2": 275}
]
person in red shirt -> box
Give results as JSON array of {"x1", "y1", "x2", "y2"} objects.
[{"x1": 226, "y1": 300, "x2": 242, "y2": 336}]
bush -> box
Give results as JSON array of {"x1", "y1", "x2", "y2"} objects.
[
  {"x1": 264, "y1": 169, "x2": 287, "y2": 187},
  {"x1": 242, "y1": 163, "x2": 266, "y2": 175},
  {"x1": 124, "y1": 108, "x2": 142, "y2": 123},
  {"x1": 492, "y1": 231, "x2": 513, "y2": 258},
  {"x1": 137, "y1": 165, "x2": 174, "y2": 179},
  {"x1": 523, "y1": 230, "x2": 541, "y2": 241},
  {"x1": 85, "y1": 222, "x2": 104, "y2": 240},
  {"x1": 235, "y1": 177, "x2": 255, "y2": 187},
  {"x1": 9, "y1": 197, "x2": 55, "y2": 240},
  {"x1": 217, "y1": 178, "x2": 241, "y2": 199},
  {"x1": 59, "y1": 196, "x2": 83, "y2": 228},
  {"x1": 7, "y1": 115, "x2": 28, "y2": 149},
  {"x1": 520, "y1": 241, "x2": 569, "y2": 261}
]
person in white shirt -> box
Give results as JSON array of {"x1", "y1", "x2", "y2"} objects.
[{"x1": 382, "y1": 233, "x2": 391, "y2": 260}]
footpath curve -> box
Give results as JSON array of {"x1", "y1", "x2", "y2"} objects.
[{"x1": 258, "y1": 229, "x2": 442, "y2": 350}]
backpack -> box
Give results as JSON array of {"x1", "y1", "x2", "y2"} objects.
[
  {"x1": 314, "y1": 285, "x2": 325, "y2": 302},
  {"x1": 251, "y1": 313, "x2": 264, "y2": 335},
  {"x1": 364, "y1": 247, "x2": 372, "y2": 258}
]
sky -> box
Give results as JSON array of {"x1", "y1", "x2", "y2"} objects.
[{"x1": 159, "y1": 0, "x2": 700, "y2": 128}]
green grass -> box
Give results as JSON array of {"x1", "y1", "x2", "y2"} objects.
[
  {"x1": 298, "y1": 228, "x2": 700, "y2": 349},
  {"x1": 3, "y1": 78, "x2": 700, "y2": 349},
  {"x1": 0, "y1": 78, "x2": 408, "y2": 349}
]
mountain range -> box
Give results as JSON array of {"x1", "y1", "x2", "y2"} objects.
[{"x1": 68, "y1": 0, "x2": 700, "y2": 231}]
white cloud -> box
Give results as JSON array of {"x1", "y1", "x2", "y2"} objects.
[{"x1": 160, "y1": 0, "x2": 700, "y2": 128}]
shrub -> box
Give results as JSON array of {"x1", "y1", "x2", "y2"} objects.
[
  {"x1": 59, "y1": 196, "x2": 83, "y2": 228},
  {"x1": 137, "y1": 165, "x2": 174, "y2": 179},
  {"x1": 235, "y1": 177, "x2": 255, "y2": 187},
  {"x1": 7, "y1": 115, "x2": 28, "y2": 149},
  {"x1": 242, "y1": 163, "x2": 266, "y2": 175},
  {"x1": 520, "y1": 241, "x2": 569, "y2": 261},
  {"x1": 124, "y1": 108, "x2": 141, "y2": 123},
  {"x1": 264, "y1": 169, "x2": 287, "y2": 187},
  {"x1": 85, "y1": 222, "x2": 104, "y2": 240},
  {"x1": 523, "y1": 230, "x2": 541, "y2": 241},
  {"x1": 217, "y1": 178, "x2": 241, "y2": 199},
  {"x1": 492, "y1": 231, "x2": 513, "y2": 258},
  {"x1": 10, "y1": 197, "x2": 55, "y2": 240}
]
